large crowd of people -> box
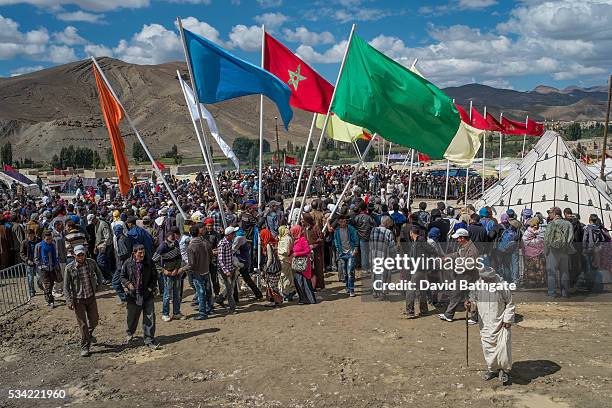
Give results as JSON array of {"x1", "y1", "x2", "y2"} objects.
[{"x1": 1, "y1": 164, "x2": 609, "y2": 384}]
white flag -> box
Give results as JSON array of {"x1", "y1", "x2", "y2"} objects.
[{"x1": 178, "y1": 76, "x2": 240, "y2": 170}]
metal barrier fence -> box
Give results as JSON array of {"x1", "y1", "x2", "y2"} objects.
[{"x1": 0, "y1": 263, "x2": 31, "y2": 317}]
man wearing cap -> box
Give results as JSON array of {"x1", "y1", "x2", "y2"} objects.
[
  {"x1": 438, "y1": 228, "x2": 480, "y2": 323},
  {"x1": 465, "y1": 267, "x2": 515, "y2": 384},
  {"x1": 35, "y1": 230, "x2": 61, "y2": 309},
  {"x1": 64, "y1": 245, "x2": 103, "y2": 357},
  {"x1": 202, "y1": 218, "x2": 222, "y2": 301},
  {"x1": 121, "y1": 244, "x2": 159, "y2": 349},
  {"x1": 217, "y1": 226, "x2": 240, "y2": 312}
]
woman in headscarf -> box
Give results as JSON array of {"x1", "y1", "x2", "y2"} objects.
[
  {"x1": 522, "y1": 217, "x2": 545, "y2": 287},
  {"x1": 260, "y1": 227, "x2": 283, "y2": 307},
  {"x1": 302, "y1": 213, "x2": 325, "y2": 291},
  {"x1": 277, "y1": 225, "x2": 295, "y2": 301},
  {"x1": 290, "y1": 225, "x2": 316, "y2": 304}
]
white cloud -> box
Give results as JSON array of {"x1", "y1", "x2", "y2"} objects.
[
  {"x1": 458, "y1": 0, "x2": 497, "y2": 9},
  {"x1": 256, "y1": 0, "x2": 282, "y2": 7},
  {"x1": 113, "y1": 23, "x2": 181, "y2": 64},
  {"x1": 227, "y1": 24, "x2": 262, "y2": 51},
  {"x1": 179, "y1": 17, "x2": 224, "y2": 45},
  {"x1": 167, "y1": 0, "x2": 210, "y2": 3},
  {"x1": 283, "y1": 27, "x2": 334, "y2": 46},
  {"x1": 46, "y1": 44, "x2": 77, "y2": 63},
  {"x1": 254, "y1": 12, "x2": 289, "y2": 30},
  {"x1": 10, "y1": 65, "x2": 44, "y2": 76},
  {"x1": 0, "y1": 14, "x2": 53, "y2": 60},
  {"x1": 56, "y1": 10, "x2": 104, "y2": 23},
  {"x1": 334, "y1": 8, "x2": 392, "y2": 23},
  {"x1": 52, "y1": 26, "x2": 87, "y2": 45},
  {"x1": 0, "y1": 0, "x2": 150, "y2": 12},
  {"x1": 295, "y1": 40, "x2": 347, "y2": 64},
  {"x1": 482, "y1": 78, "x2": 513, "y2": 89},
  {"x1": 84, "y1": 43, "x2": 112, "y2": 57}
]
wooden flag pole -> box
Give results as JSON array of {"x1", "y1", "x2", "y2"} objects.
[
  {"x1": 176, "y1": 18, "x2": 227, "y2": 229},
  {"x1": 288, "y1": 113, "x2": 316, "y2": 226},
  {"x1": 91, "y1": 57, "x2": 186, "y2": 221},
  {"x1": 257, "y1": 24, "x2": 265, "y2": 276},
  {"x1": 406, "y1": 149, "x2": 415, "y2": 210},
  {"x1": 600, "y1": 75, "x2": 612, "y2": 180},
  {"x1": 443, "y1": 159, "x2": 450, "y2": 206},
  {"x1": 464, "y1": 101, "x2": 472, "y2": 206},
  {"x1": 297, "y1": 23, "x2": 356, "y2": 223},
  {"x1": 482, "y1": 106, "x2": 487, "y2": 194}
]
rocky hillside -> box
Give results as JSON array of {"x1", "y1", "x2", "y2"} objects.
[{"x1": 0, "y1": 58, "x2": 608, "y2": 161}]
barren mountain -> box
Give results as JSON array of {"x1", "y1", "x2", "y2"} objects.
[
  {"x1": 0, "y1": 58, "x2": 608, "y2": 162},
  {"x1": 0, "y1": 58, "x2": 313, "y2": 162}
]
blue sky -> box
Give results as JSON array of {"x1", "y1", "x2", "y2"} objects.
[{"x1": 1, "y1": 0, "x2": 611, "y2": 91}]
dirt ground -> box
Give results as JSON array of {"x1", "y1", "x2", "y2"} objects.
[{"x1": 1, "y1": 271, "x2": 611, "y2": 408}]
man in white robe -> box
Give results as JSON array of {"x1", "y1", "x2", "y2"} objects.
[{"x1": 465, "y1": 267, "x2": 515, "y2": 384}]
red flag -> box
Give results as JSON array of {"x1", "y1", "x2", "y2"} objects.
[
  {"x1": 264, "y1": 32, "x2": 334, "y2": 114},
  {"x1": 3, "y1": 164, "x2": 15, "y2": 171},
  {"x1": 486, "y1": 112, "x2": 504, "y2": 132},
  {"x1": 284, "y1": 155, "x2": 297, "y2": 165},
  {"x1": 153, "y1": 160, "x2": 166, "y2": 171},
  {"x1": 470, "y1": 107, "x2": 490, "y2": 130},
  {"x1": 359, "y1": 130, "x2": 373, "y2": 141},
  {"x1": 417, "y1": 153, "x2": 430, "y2": 162},
  {"x1": 501, "y1": 116, "x2": 528, "y2": 135},
  {"x1": 526, "y1": 118, "x2": 544, "y2": 136},
  {"x1": 455, "y1": 104, "x2": 471, "y2": 124},
  {"x1": 93, "y1": 64, "x2": 131, "y2": 196}
]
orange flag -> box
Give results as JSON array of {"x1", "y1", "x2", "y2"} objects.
[{"x1": 93, "y1": 64, "x2": 131, "y2": 196}]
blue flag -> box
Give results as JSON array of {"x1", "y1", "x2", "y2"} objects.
[{"x1": 183, "y1": 28, "x2": 293, "y2": 129}]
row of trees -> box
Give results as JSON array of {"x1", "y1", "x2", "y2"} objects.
[{"x1": 51, "y1": 146, "x2": 102, "y2": 169}]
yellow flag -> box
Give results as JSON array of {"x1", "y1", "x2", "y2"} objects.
[{"x1": 316, "y1": 113, "x2": 365, "y2": 143}]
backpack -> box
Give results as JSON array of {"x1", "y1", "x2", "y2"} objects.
[
  {"x1": 547, "y1": 220, "x2": 568, "y2": 250},
  {"x1": 416, "y1": 211, "x2": 430, "y2": 228},
  {"x1": 497, "y1": 225, "x2": 519, "y2": 252}
]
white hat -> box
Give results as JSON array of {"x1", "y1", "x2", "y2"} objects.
[
  {"x1": 451, "y1": 228, "x2": 469, "y2": 239},
  {"x1": 224, "y1": 226, "x2": 239, "y2": 236},
  {"x1": 74, "y1": 245, "x2": 86, "y2": 255},
  {"x1": 86, "y1": 214, "x2": 95, "y2": 224}
]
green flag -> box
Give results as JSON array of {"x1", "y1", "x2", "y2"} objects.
[{"x1": 330, "y1": 34, "x2": 461, "y2": 159}]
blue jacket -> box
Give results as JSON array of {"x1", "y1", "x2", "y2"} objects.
[
  {"x1": 333, "y1": 224, "x2": 359, "y2": 255},
  {"x1": 127, "y1": 225, "x2": 153, "y2": 259}
]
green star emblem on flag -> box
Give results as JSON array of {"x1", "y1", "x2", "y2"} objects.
[{"x1": 287, "y1": 64, "x2": 307, "y2": 91}]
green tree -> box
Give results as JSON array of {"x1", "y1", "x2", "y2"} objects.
[
  {"x1": 51, "y1": 154, "x2": 60, "y2": 169},
  {"x1": 565, "y1": 122, "x2": 582, "y2": 141},
  {"x1": 132, "y1": 142, "x2": 146, "y2": 163},
  {"x1": 248, "y1": 145, "x2": 258, "y2": 165},
  {"x1": 105, "y1": 147, "x2": 114, "y2": 166},
  {"x1": 356, "y1": 139, "x2": 376, "y2": 161},
  {"x1": 93, "y1": 150, "x2": 101, "y2": 168},
  {"x1": 232, "y1": 137, "x2": 255, "y2": 162},
  {"x1": 286, "y1": 140, "x2": 293, "y2": 153},
  {"x1": 1, "y1": 142, "x2": 12, "y2": 166}
]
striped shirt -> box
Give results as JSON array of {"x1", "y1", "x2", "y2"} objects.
[
  {"x1": 65, "y1": 228, "x2": 87, "y2": 258},
  {"x1": 217, "y1": 236, "x2": 234, "y2": 275}
]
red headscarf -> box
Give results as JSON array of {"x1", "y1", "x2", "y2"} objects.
[{"x1": 260, "y1": 228, "x2": 277, "y2": 248}]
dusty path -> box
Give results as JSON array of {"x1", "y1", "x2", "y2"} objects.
[{"x1": 1, "y1": 273, "x2": 611, "y2": 408}]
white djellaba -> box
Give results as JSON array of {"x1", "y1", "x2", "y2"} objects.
[{"x1": 468, "y1": 267, "x2": 516, "y2": 381}]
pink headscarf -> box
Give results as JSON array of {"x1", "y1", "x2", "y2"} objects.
[{"x1": 290, "y1": 225, "x2": 303, "y2": 239}]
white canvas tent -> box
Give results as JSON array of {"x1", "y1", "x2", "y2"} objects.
[{"x1": 475, "y1": 131, "x2": 612, "y2": 224}]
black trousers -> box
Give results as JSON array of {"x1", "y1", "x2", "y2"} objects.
[
  {"x1": 232, "y1": 263, "x2": 262, "y2": 301},
  {"x1": 126, "y1": 297, "x2": 156, "y2": 344}
]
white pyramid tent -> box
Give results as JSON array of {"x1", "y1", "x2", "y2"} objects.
[{"x1": 475, "y1": 131, "x2": 612, "y2": 224}]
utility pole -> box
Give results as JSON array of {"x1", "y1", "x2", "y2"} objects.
[
  {"x1": 600, "y1": 75, "x2": 612, "y2": 180},
  {"x1": 275, "y1": 116, "x2": 281, "y2": 169}
]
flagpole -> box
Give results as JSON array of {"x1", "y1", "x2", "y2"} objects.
[
  {"x1": 257, "y1": 24, "x2": 265, "y2": 276},
  {"x1": 353, "y1": 141, "x2": 362, "y2": 161},
  {"x1": 176, "y1": 18, "x2": 227, "y2": 229},
  {"x1": 464, "y1": 101, "x2": 472, "y2": 206},
  {"x1": 258, "y1": 24, "x2": 265, "y2": 211},
  {"x1": 482, "y1": 106, "x2": 487, "y2": 194},
  {"x1": 288, "y1": 113, "x2": 316, "y2": 225},
  {"x1": 322, "y1": 135, "x2": 375, "y2": 232},
  {"x1": 406, "y1": 149, "x2": 415, "y2": 210},
  {"x1": 444, "y1": 159, "x2": 450, "y2": 206},
  {"x1": 521, "y1": 115, "x2": 528, "y2": 159},
  {"x1": 387, "y1": 142, "x2": 392, "y2": 166},
  {"x1": 297, "y1": 23, "x2": 356, "y2": 222},
  {"x1": 91, "y1": 57, "x2": 186, "y2": 221},
  {"x1": 498, "y1": 112, "x2": 503, "y2": 180}
]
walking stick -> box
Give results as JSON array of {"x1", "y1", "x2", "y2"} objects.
[{"x1": 465, "y1": 304, "x2": 469, "y2": 367}]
